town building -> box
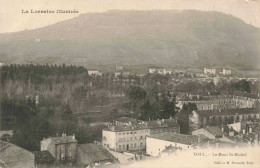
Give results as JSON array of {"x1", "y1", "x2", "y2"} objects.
[
  {"x1": 223, "y1": 69, "x2": 231, "y2": 75},
  {"x1": 148, "y1": 68, "x2": 156, "y2": 74},
  {"x1": 77, "y1": 143, "x2": 118, "y2": 167},
  {"x1": 116, "y1": 65, "x2": 124, "y2": 71},
  {"x1": 192, "y1": 126, "x2": 227, "y2": 140},
  {"x1": 177, "y1": 91, "x2": 259, "y2": 111},
  {"x1": 88, "y1": 70, "x2": 102, "y2": 76},
  {"x1": 148, "y1": 68, "x2": 172, "y2": 75},
  {"x1": 204, "y1": 68, "x2": 216, "y2": 75},
  {"x1": 102, "y1": 117, "x2": 180, "y2": 152},
  {"x1": 146, "y1": 133, "x2": 198, "y2": 157},
  {"x1": 102, "y1": 124, "x2": 150, "y2": 152},
  {"x1": 114, "y1": 117, "x2": 180, "y2": 135},
  {"x1": 0, "y1": 140, "x2": 35, "y2": 168},
  {"x1": 189, "y1": 108, "x2": 260, "y2": 131},
  {"x1": 40, "y1": 134, "x2": 78, "y2": 165}
]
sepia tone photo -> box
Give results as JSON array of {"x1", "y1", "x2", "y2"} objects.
[{"x1": 0, "y1": 0, "x2": 260, "y2": 167}]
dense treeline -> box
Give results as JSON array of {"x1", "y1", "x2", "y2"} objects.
[{"x1": 1, "y1": 63, "x2": 88, "y2": 85}]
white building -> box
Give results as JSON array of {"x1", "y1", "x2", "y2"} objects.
[
  {"x1": 149, "y1": 68, "x2": 156, "y2": 74},
  {"x1": 146, "y1": 133, "x2": 198, "y2": 157},
  {"x1": 88, "y1": 70, "x2": 102, "y2": 76},
  {"x1": 149, "y1": 68, "x2": 172, "y2": 75},
  {"x1": 102, "y1": 124, "x2": 150, "y2": 152},
  {"x1": 223, "y1": 69, "x2": 231, "y2": 75},
  {"x1": 102, "y1": 118, "x2": 180, "y2": 152},
  {"x1": 204, "y1": 68, "x2": 216, "y2": 75}
]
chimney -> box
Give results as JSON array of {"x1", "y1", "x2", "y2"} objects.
[
  {"x1": 72, "y1": 134, "x2": 75, "y2": 140},
  {"x1": 242, "y1": 129, "x2": 246, "y2": 135},
  {"x1": 162, "y1": 119, "x2": 165, "y2": 123},
  {"x1": 249, "y1": 127, "x2": 252, "y2": 133},
  {"x1": 221, "y1": 126, "x2": 224, "y2": 132}
]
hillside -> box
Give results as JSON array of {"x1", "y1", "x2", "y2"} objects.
[{"x1": 0, "y1": 10, "x2": 260, "y2": 69}]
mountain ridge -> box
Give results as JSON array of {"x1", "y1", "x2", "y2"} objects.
[{"x1": 0, "y1": 10, "x2": 259, "y2": 69}]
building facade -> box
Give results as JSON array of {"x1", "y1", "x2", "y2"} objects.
[
  {"x1": 40, "y1": 134, "x2": 78, "y2": 165},
  {"x1": 204, "y1": 68, "x2": 216, "y2": 75},
  {"x1": 189, "y1": 108, "x2": 260, "y2": 132},
  {"x1": 102, "y1": 117, "x2": 180, "y2": 152}
]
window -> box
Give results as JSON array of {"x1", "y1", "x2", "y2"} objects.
[
  {"x1": 130, "y1": 132, "x2": 133, "y2": 134},
  {"x1": 127, "y1": 132, "x2": 129, "y2": 135},
  {"x1": 140, "y1": 143, "x2": 143, "y2": 147},
  {"x1": 103, "y1": 136, "x2": 107, "y2": 141},
  {"x1": 134, "y1": 143, "x2": 137, "y2": 148},
  {"x1": 130, "y1": 137, "x2": 133, "y2": 141},
  {"x1": 123, "y1": 133, "x2": 125, "y2": 135},
  {"x1": 119, "y1": 145, "x2": 121, "y2": 149},
  {"x1": 119, "y1": 133, "x2": 121, "y2": 135}
]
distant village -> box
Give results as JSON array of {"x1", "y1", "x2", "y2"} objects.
[{"x1": 0, "y1": 64, "x2": 259, "y2": 168}]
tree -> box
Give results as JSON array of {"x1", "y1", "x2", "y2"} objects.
[
  {"x1": 177, "y1": 103, "x2": 197, "y2": 134},
  {"x1": 126, "y1": 86, "x2": 147, "y2": 111},
  {"x1": 159, "y1": 92, "x2": 177, "y2": 119}
]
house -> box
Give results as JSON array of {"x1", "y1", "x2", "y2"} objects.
[
  {"x1": 116, "y1": 65, "x2": 124, "y2": 71},
  {"x1": 40, "y1": 134, "x2": 78, "y2": 165},
  {"x1": 77, "y1": 143, "x2": 118, "y2": 167},
  {"x1": 223, "y1": 69, "x2": 231, "y2": 75},
  {"x1": 146, "y1": 133, "x2": 198, "y2": 157},
  {"x1": 88, "y1": 70, "x2": 102, "y2": 76},
  {"x1": 0, "y1": 140, "x2": 35, "y2": 168},
  {"x1": 102, "y1": 124, "x2": 150, "y2": 152},
  {"x1": 204, "y1": 68, "x2": 216, "y2": 75},
  {"x1": 189, "y1": 108, "x2": 260, "y2": 131},
  {"x1": 192, "y1": 126, "x2": 227, "y2": 140},
  {"x1": 148, "y1": 68, "x2": 156, "y2": 74}
]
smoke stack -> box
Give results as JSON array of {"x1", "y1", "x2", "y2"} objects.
[{"x1": 242, "y1": 129, "x2": 246, "y2": 135}]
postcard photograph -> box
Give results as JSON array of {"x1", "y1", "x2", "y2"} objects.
[{"x1": 0, "y1": 0, "x2": 260, "y2": 167}]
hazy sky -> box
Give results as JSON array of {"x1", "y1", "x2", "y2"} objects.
[{"x1": 0, "y1": 0, "x2": 260, "y2": 33}]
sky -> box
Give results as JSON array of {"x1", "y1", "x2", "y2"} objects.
[{"x1": 0, "y1": 0, "x2": 260, "y2": 33}]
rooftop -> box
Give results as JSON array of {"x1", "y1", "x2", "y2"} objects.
[
  {"x1": 204, "y1": 126, "x2": 227, "y2": 137},
  {"x1": 196, "y1": 108, "x2": 259, "y2": 117},
  {"x1": 33, "y1": 150, "x2": 55, "y2": 164},
  {"x1": 148, "y1": 133, "x2": 198, "y2": 145},
  {"x1": 43, "y1": 135, "x2": 77, "y2": 144},
  {"x1": 105, "y1": 118, "x2": 179, "y2": 132},
  {"x1": 77, "y1": 143, "x2": 117, "y2": 165},
  {"x1": 0, "y1": 141, "x2": 34, "y2": 167}
]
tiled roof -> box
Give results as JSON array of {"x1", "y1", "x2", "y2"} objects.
[
  {"x1": 199, "y1": 139, "x2": 236, "y2": 148},
  {"x1": 105, "y1": 119, "x2": 179, "y2": 132},
  {"x1": 233, "y1": 91, "x2": 260, "y2": 99},
  {"x1": 196, "y1": 108, "x2": 259, "y2": 117},
  {"x1": 34, "y1": 150, "x2": 55, "y2": 164},
  {"x1": 147, "y1": 119, "x2": 179, "y2": 128},
  {"x1": 45, "y1": 136, "x2": 77, "y2": 144},
  {"x1": 115, "y1": 117, "x2": 141, "y2": 123},
  {"x1": 204, "y1": 126, "x2": 227, "y2": 137},
  {"x1": 148, "y1": 133, "x2": 198, "y2": 145},
  {"x1": 0, "y1": 141, "x2": 34, "y2": 167},
  {"x1": 78, "y1": 143, "x2": 117, "y2": 165}
]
